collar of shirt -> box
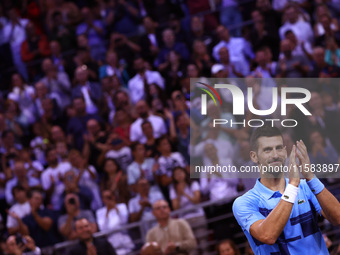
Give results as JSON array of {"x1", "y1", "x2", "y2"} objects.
[{"x1": 255, "y1": 178, "x2": 288, "y2": 200}]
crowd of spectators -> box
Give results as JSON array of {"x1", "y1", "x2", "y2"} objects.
[{"x1": 1, "y1": 0, "x2": 340, "y2": 254}]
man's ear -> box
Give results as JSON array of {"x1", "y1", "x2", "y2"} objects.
[{"x1": 250, "y1": 151, "x2": 259, "y2": 164}]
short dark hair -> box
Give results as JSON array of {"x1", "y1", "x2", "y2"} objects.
[
  {"x1": 250, "y1": 126, "x2": 283, "y2": 152},
  {"x1": 217, "y1": 239, "x2": 240, "y2": 255},
  {"x1": 12, "y1": 185, "x2": 26, "y2": 197}
]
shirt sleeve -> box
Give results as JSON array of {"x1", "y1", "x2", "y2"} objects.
[
  {"x1": 302, "y1": 180, "x2": 322, "y2": 216},
  {"x1": 232, "y1": 195, "x2": 266, "y2": 233},
  {"x1": 169, "y1": 185, "x2": 176, "y2": 200}
]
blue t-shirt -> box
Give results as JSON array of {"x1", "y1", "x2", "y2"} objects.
[{"x1": 233, "y1": 178, "x2": 329, "y2": 255}]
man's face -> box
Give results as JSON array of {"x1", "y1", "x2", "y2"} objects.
[
  {"x1": 14, "y1": 162, "x2": 26, "y2": 179},
  {"x1": 75, "y1": 219, "x2": 92, "y2": 241},
  {"x1": 137, "y1": 179, "x2": 150, "y2": 195},
  {"x1": 251, "y1": 136, "x2": 287, "y2": 176},
  {"x1": 136, "y1": 101, "x2": 149, "y2": 119},
  {"x1": 87, "y1": 119, "x2": 100, "y2": 136},
  {"x1": 73, "y1": 98, "x2": 86, "y2": 115},
  {"x1": 47, "y1": 149, "x2": 58, "y2": 166},
  {"x1": 152, "y1": 200, "x2": 170, "y2": 221},
  {"x1": 219, "y1": 242, "x2": 235, "y2": 255},
  {"x1": 134, "y1": 58, "x2": 145, "y2": 73},
  {"x1": 163, "y1": 30, "x2": 175, "y2": 47},
  {"x1": 30, "y1": 192, "x2": 43, "y2": 209}
]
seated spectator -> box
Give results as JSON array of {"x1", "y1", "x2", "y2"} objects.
[
  {"x1": 127, "y1": 142, "x2": 159, "y2": 193},
  {"x1": 48, "y1": 10, "x2": 76, "y2": 51},
  {"x1": 67, "y1": 218, "x2": 116, "y2": 255},
  {"x1": 71, "y1": 66, "x2": 101, "y2": 115},
  {"x1": 189, "y1": 16, "x2": 216, "y2": 52},
  {"x1": 213, "y1": 25, "x2": 254, "y2": 75},
  {"x1": 67, "y1": 97, "x2": 103, "y2": 151},
  {"x1": 315, "y1": 14, "x2": 340, "y2": 48},
  {"x1": 58, "y1": 193, "x2": 97, "y2": 240},
  {"x1": 100, "y1": 158, "x2": 131, "y2": 205},
  {"x1": 217, "y1": 239, "x2": 241, "y2": 255},
  {"x1": 40, "y1": 58, "x2": 72, "y2": 109},
  {"x1": 100, "y1": 132, "x2": 133, "y2": 172},
  {"x1": 20, "y1": 149, "x2": 44, "y2": 179},
  {"x1": 49, "y1": 40, "x2": 76, "y2": 79},
  {"x1": 128, "y1": 57, "x2": 165, "y2": 105},
  {"x1": 310, "y1": 46, "x2": 340, "y2": 78},
  {"x1": 219, "y1": 0, "x2": 243, "y2": 37},
  {"x1": 95, "y1": 190, "x2": 134, "y2": 255},
  {"x1": 142, "y1": 121, "x2": 159, "y2": 158},
  {"x1": 83, "y1": 118, "x2": 108, "y2": 170},
  {"x1": 276, "y1": 39, "x2": 310, "y2": 78},
  {"x1": 112, "y1": 109, "x2": 132, "y2": 145},
  {"x1": 128, "y1": 178, "x2": 164, "y2": 223},
  {"x1": 33, "y1": 81, "x2": 61, "y2": 119},
  {"x1": 6, "y1": 235, "x2": 41, "y2": 255},
  {"x1": 156, "y1": 136, "x2": 187, "y2": 189},
  {"x1": 20, "y1": 22, "x2": 51, "y2": 80},
  {"x1": 0, "y1": 130, "x2": 22, "y2": 171},
  {"x1": 50, "y1": 125, "x2": 67, "y2": 145},
  {"x1": 146, "y1": 200, "x2": 197, "y2": 254},
  {"x1": 155, "y1": 28, "x2": 190, "y2": 70},
  {"x1": 308, "y1": 129, "x2": 339, "y2": 166},
  {"x1": 5, "y1": 161, "x2": 40, "y2": 205},
  {"x1": 7, "y1": 73, "x2": 37, "y2": 126},
  {"x1": 6, "y1": 185, "x2": 31, "y2": 235},
  {"x1": 325, "y1": 36, "x2": 340, "y2": 67},
  {"x1": 73, "y1": 46, "x2": 99, "y2": 81},
  {"x1": 141, "y1": 242, "x2": 163, "y2": 255},
  {"x1": 279, "y1": 4, "x2": 314, "y2": 44},
  {"x1": 68, "y1": 149, "x2": 102, "y2": 210},
  {"x1": 140, "y1": 16, "x2": 162, "y2": 64},
  {"x1": 282, "y1": 30, "x2": 312, "y2": 61},
  {"x1": 40, "y1": 147, "x2": 72, "y2": 210},
  {"x1": 314, "y1": 3, "x2": 339, "y2": 38},
  {"x1": 20, "y1": 189, "x2": 59, "y2": 247},
  {"x1": 99, "y1": 51, "x2": 129, "y2": 86},
  {"x1": 76, "y1": 7, "x2": 106, "y2": 61},
  {"x1": 218, "y1": 47, "x2": 245, "y2": 78},
  {"x1": 130, "y1": 100, "x2": 167, "y2": 144},
  {"x1": 191, "y1": 40, "x2": 213, "y2": 77}
]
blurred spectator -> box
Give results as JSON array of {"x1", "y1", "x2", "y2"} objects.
[
  {"x1": 325, "y1": 37, "x2": 340, "y2": 67},
  {"x1": 146, "y1": 199, "x2": 197, "y2": 254},
  {"x1": 128, "y1": 57, "x2": 165, "y2": 104},
  {"x1": 99, "y1": 51, "x2": 129, "y2": 86},
  {"x1": 20, "y1": 189, "x2": 58, "y2": 248},
  {"x1": 67, "y1": 218, "x2": 116, "y2": 255},
  {"x1": 140, "y1": 16, "x2": 162, "y2": 64},
  {"x1": 83, "y1": 118, "x2": 108, "y2": 171},
  {"x1": 6, "y1": 235, "x2": 41, "y2": 255},
  {"x1": 141, "y1": 242, "x2": 163, "y2": 255},
  {"x1": 127, "y1": 142, "x2": 159, "y2": 193},
  {"x1": 128, "y1": 178, "x2": 164, "y2": 223},
  {"x1": 141, "y1": 120, "x2": 159, "y2": 158},
  {"x1": 189, "y1": 16, "x2": 215, "y2": 51},
  {"x1": 112, "y1": 109, "x2": 132, "y2": 144},
  {"x1": 45, "y1": 0, "x2": 81, "y2": 29},
  {"x1": 315, "y1": 14, "x2": 340, "y2": 48},
  {"x1": 279, "y1": 4, "x2": 313, "y2": 44},
  {"x1": 192, "y1": 39, "x2": 213, "y2": 77},
  {"x1": 58, "y1": 193, "x2": 97, "y2": 240},
  {"x1": 49, "y1": 40, "x2": 76, "y2": 79},
  {"x1": 76, "y1": 7, "x2": 106, "y2": 61},
  {"x1": 67, "y1": 97, "x2": 103, "y2": 151},
  {"x1": 6, "y1": 185, "x2": 31, "y2": 235},
  {"x1": 217, "y1": 239, "x2": 241, "y2": 255},
  {"x1": 314, "y1": 4, "x2": 339, "y2": 38},
  {"x1": 155, "y1": 28, "x2": 190, "y2": 69},
  {"x1": 40, "y1": 58, "x2": 72, "y2": 109},
  {"x1": 95, "y1": 190, "x2": 134, "y2": 255},
  {"x1": 48, "y1": 10, "x2": 76, "y2": 51},
  {"x1": 255, "y1": 0, "x2": 281, "y2": 38},
  {"x1": 7, "y1": 73, "x2": 36, "y2": 127},
  {"x1": 40, "y1": 147, "x2": 72, "y2": 210},
  {"x1": 218, "y1": 0, "x2": 243, "y2": 37},
  {"x1": 308, "y1": 129, "x2": 339, "y2": 165},
  {"x1": 72, "y1": 66, "x2": 101, "y2": 115},
  {"x1": 276, "y1": 39, "x2": 310, "y2": 78},
  {"x1": 5, "y1": 161, "x2": 40, "y2": 206},
  {"x1": 20, "y1": 149, "x2": 44, "y2": 179},
  {"x1": 21, "y1": 22, "x2": 51, "y2": 81},
  {"x1": 218, "y1": 47, "x2": 245, "y2": 78},
  {"x1": 213, "y1": 25, "x2": 254, "y2": 75},
  {"x1": 282, "y1": 30, "x2": 312, "y2": 61},
  {"x1": 310, "y1": 47, "x2": 340, "y2": 78},
  {"x1": 130, "y1": 100, "x2": 167, "y2": 143},
  {"x1": 100, "y1": 158, "x2": 131, "y2": 205},
  {"x1": 2, "y1": 8, "x2": 29, "y2": 79},
  {"x1": 68, "y1": 150, "x2": 101, "y2": 210}
]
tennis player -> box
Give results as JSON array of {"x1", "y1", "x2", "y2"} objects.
[{"x1": 233, "y1": 126, "x2": 340, "y2": 254}]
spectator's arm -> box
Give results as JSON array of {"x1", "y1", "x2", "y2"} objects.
[
  {"x1": 31, "y1": 211, "x2": 53, "y2": 231},
  {"x1": 18, "y1": 218, "x2": 30, "y2": 236},
  {"x1": 160, "y1": 175, "x2": 172, "y2": 187},
  {"x1": 183, "y1": 190, "x2": 200, "y2": 204},
  {"x1": 177, "y1": 220, "x2": 197, "y2": 252},
  {"x1": 59, "y1": 215, "x2": 76, "y2": 239},
  {"x1": 21, "y1": 41, "x2": 37, "y2": 62}
]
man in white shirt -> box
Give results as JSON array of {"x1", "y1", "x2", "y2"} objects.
[
  {"x1": 279, "y1": 4, "x2": 314, "y2": 44},
  {"x1": 213, "y1": 25, "x2": 254, "y2": 75},
  {"x1": 40, "y1": 148, "x2": 72, "y2": 210},
  {"x1": 7, "y1": 185, "x2": 31, "y2": 235},
  {"x1": 130, "y1": 100, "x2": 167, "y2": 144},
  {"x1": 128, "y1": 57, "x2": 165, "y2": 104}
]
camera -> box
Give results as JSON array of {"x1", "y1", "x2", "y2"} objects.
[{"x1": 68, "y1": 197, "x2": 76, "y2": 205}]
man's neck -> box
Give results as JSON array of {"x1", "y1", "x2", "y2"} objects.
[
  {"x1": 260, "y1": 175, "x2": 286, "y2": 194},
  {"x1": 159, "y1": 218, "x2": 170, "y2": 228}
]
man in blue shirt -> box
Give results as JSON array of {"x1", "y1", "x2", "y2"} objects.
[{"x1": 233, "y1": 126, "x2": 340, "y2": 254}]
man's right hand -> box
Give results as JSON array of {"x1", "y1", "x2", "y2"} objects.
[{"x1": 288, "y1": 145, "x2": 300, "y2": 187}]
